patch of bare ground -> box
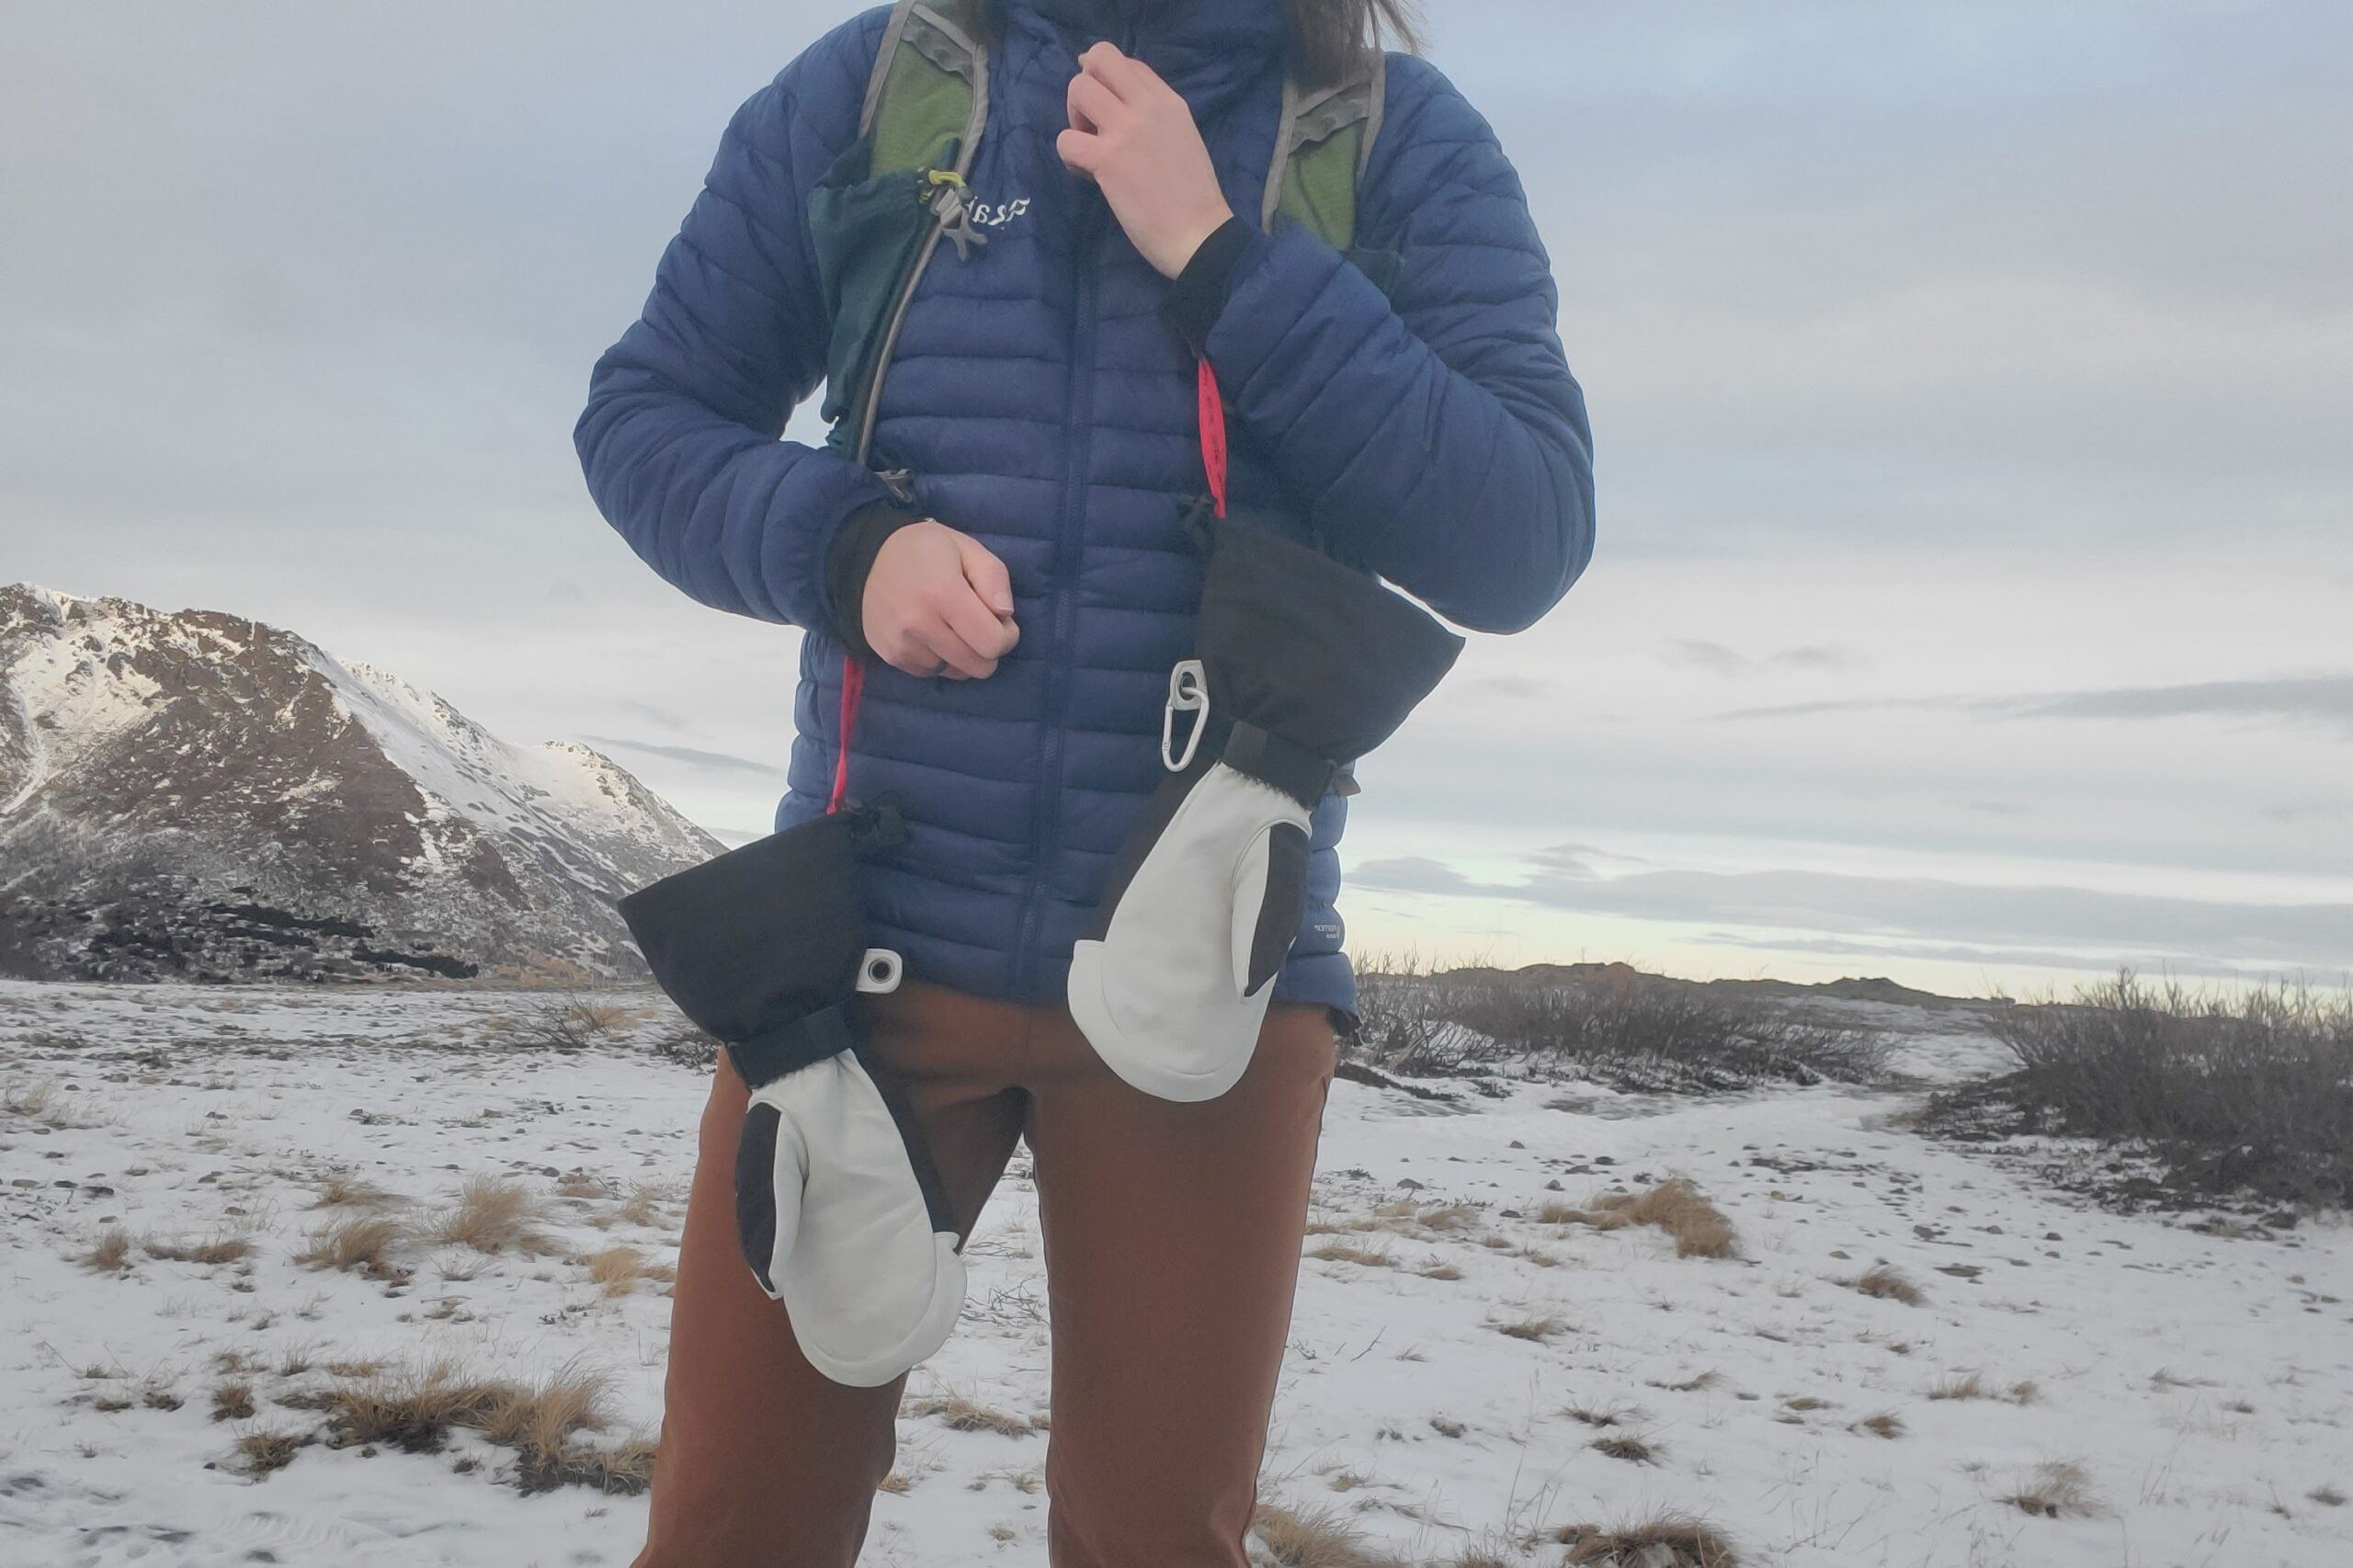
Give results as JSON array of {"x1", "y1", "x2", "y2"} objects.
[
  {"x1": 1557, "y1": 1513, "x2": 1740, "y2": 1566},
  {"x1": 1540, "y1": 1177, "x2": 1736, "y2": 1258}
]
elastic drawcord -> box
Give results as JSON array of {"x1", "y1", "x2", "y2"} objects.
[{"x1": 827, "y1": 654, "x2": 866, "y2": 814}]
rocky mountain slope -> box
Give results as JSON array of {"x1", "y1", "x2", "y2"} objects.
[{"x1": 0, "y1": 585, "x2": 722, "y2": 981}]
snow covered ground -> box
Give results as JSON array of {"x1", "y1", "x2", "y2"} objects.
[{"x1": 3, "y1": 979, "x2": 2347, "y2": 1568}]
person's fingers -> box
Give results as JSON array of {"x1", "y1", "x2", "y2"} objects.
[
  {"x1": 911, "y1": 604, "x2": 998, "y2": 681},
  {"x1": 953, "y1": 535, "x2": 1017, "y2": 619},
  {"x1": 1067, "y1": 73, "x2": 1122, "y2": 136},
  {"x1": 1078, "y1": 40, "x2": 1151, "y2": 101},
  {"x1": 939, "y1": 583, "x2": 1019, "y2": 665},
  {"x1": 1055, "y1": 127, "x2": 1101, "y2": 176}
]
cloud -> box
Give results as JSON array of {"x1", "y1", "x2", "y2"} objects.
[
  {"x1": 1665, "y1": 640, "x2": 1870, "y2": 677},
  {"x1": 577, "y1": 734, "x2": 783, "y2": 776},
  {"x1": 1721, "y1": 675, "x2": 2353, "y2": 739},
  {"x1": 1351, "y1": 848, "x2": 2353, "y2": 971}
]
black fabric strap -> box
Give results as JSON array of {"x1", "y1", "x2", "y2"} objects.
[
  {"x1": 725, "y1": 1006, "x2": 857, "y2": 1091},
  {"x1": 1218, "y1": 717, "x2": 1340, "y2": 809}
]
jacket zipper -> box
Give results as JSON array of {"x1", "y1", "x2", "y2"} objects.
[{"x1": 1012, "y1": 191, "x2": 1112, "y2": 999}]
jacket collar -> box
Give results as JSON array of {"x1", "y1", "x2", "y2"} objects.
[{"x1": 997, "y1": 0, "x2": 1290, "y2": 106}]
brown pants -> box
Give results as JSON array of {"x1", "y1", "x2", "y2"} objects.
[{"x1": 633, "y1": 980, "x2": 1338, "y2": 1568}]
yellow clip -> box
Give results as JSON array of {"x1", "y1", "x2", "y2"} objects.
[{"x1": 925, "y1": 168, "x2": 966, "y2": 189}]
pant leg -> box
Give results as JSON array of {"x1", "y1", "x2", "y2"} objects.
[
  {"x1": 634, "y1": 985, "x2": 1027, "y2": 1568},
  {"x1": 1022, "y1": 1002, "x2": 1338, "y2": 1568}
]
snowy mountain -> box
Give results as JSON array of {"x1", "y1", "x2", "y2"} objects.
[{"x1": 0, "y1": 584, "x2": 723, "y2": 982}]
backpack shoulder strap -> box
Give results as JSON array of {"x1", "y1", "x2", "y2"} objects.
[
  {"x1": 859, "y1": 0, "x2": 989, "y2": 179},
  {"x1": 1261, "y1": 49, "x2": 1387, "y2": 252}
]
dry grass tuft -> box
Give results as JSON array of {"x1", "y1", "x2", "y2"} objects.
[
  {"x1": 1251, "y1": 1501, "x2": 1407, "y2": 1568},
  {"x1": 904, "y1": 1394, "x2": 1036, "y2": 1437},
  {"x1": 2310, "y1": 1483, "x2": 2346, "y2": 1507},
  {"x1": 6, "y1": 1077, "x2": 107, "y2": 1128},
  {"x1": 1549, "y1": 1178, "x2": 1737, "y2": 1259},
  {"x1": 144, "y1": 1233, "x2": 252, "y2": 1265},
  {"x1": 426, "y1": 1176, "x2": 554, "y2": 1255},
  {"x1": 323, "y1": 1358, "x2": 634, "y2": 1491},
  {"x1": 1849, "y1": 1266, "x2": 1924, "y2": 1306},
  {"x1": 324, "y1": 1360, "x2": 504, "y2": 1453},
  {"x1": 582, "y1": 1246, "x2": 676, "y2": 1298},
  {"x1": 211, "y1": 1381, "x2": 257, "y2": 1422},
  {"x1": 613, "y1": 1185, "x2": 667, "y2": 1228},
  {"x1": 1559, "y1": 1513, "x2": 1739, "y2": 1566},
  {"x1": 2005, "y1": 1460, "x2": 2101, "y2": 1518},
  {"x1": 1592, "y1": 1434, "x2": 1658, "y2": 1464},
  {"x1": 1566, "y1": 1402, "x2": 1633, "y2": 1429},
  {"x1": 1308, "y1": 1240, "x2": 1396, "y2": 1269},
  {"x1": 1417, "y1": 1261, "x2": 1463, "y2": 1281},
  {"x1": 1495, "y1": 1314, "x2": 1563, "y2": 1342},
  {"x1": 537, "y1": 1437, "x2": 658, "y2": 1496},
  {"x1": 1929, "y1": 1372, "x2": 2037, "y2": 1404},
  {"x1": 300, "y1": 1214, "x2": 409, "y2": 1278},
  {"x1": 233, "y1": 1428, "x2": 305, "y2": 1478},
  {"x1": 1857, "y1": 1413, "x2": 1905, "y2": 1439},
  {"x1": 78, "y1": 1226, "x2": 137, "y2": 1273},
  {"x1": 313, "y1": 1175, "x2": 400, "y2": 1209},
  {"x1": 1648, "y1": 1370, "x2": 1720, "y2": 1393}
]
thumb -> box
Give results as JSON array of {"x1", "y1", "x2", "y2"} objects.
[{"x1": 955, "y1": 534, "x2": 1016, "y2": 619}]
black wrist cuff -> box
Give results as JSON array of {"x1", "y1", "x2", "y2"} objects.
[
  {"x1": 824, "y1": 501, "x2": 922, "y2": 662},
  {"x1": 1161, "y1": 215, "x2": 1255, "y2": 355}
]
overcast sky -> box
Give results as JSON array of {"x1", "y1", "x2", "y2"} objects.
[{"x1": 5, "y1": 2, "x2": 2348, "y2": 995}]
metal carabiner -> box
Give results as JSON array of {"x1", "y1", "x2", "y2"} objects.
[{"x1": 1161, "y1": 658, "x2": 1209, "y2": 773}]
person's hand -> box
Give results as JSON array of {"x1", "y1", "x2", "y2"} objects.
[
  {"x1": 1058, "y1": 42, "x2": 1234, "y2": 278},
  {"x1": 861, "y1": 520, "x2": 1019, "y2": 679}
]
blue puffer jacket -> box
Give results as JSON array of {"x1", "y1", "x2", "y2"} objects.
[{"x1": 576, "y1": 0, "x2": 1594, "y2": 1017}]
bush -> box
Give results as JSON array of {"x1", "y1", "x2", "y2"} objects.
[
  {"x1": 1348, "y1": 958, "x2": 1886, "y2": 1093},
  {"x1": 1938, "y1": 973, "x2": 2353, "y2": 1208}
]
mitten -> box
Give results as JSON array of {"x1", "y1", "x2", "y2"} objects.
[
  {"x1": 619, "y1": 805, "x2": 963, "y2": 1387},
  {"x1": 1069, "y1": 517, "x2": 1464, "y2": 1101}
]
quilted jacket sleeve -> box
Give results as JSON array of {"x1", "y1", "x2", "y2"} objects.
[
  {"x1": 574, "y1": 12, "x2": 895, "y2": 631},
  {"x1": 1196, "y1": 55, "x2": 1596, "y2": 634}
]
